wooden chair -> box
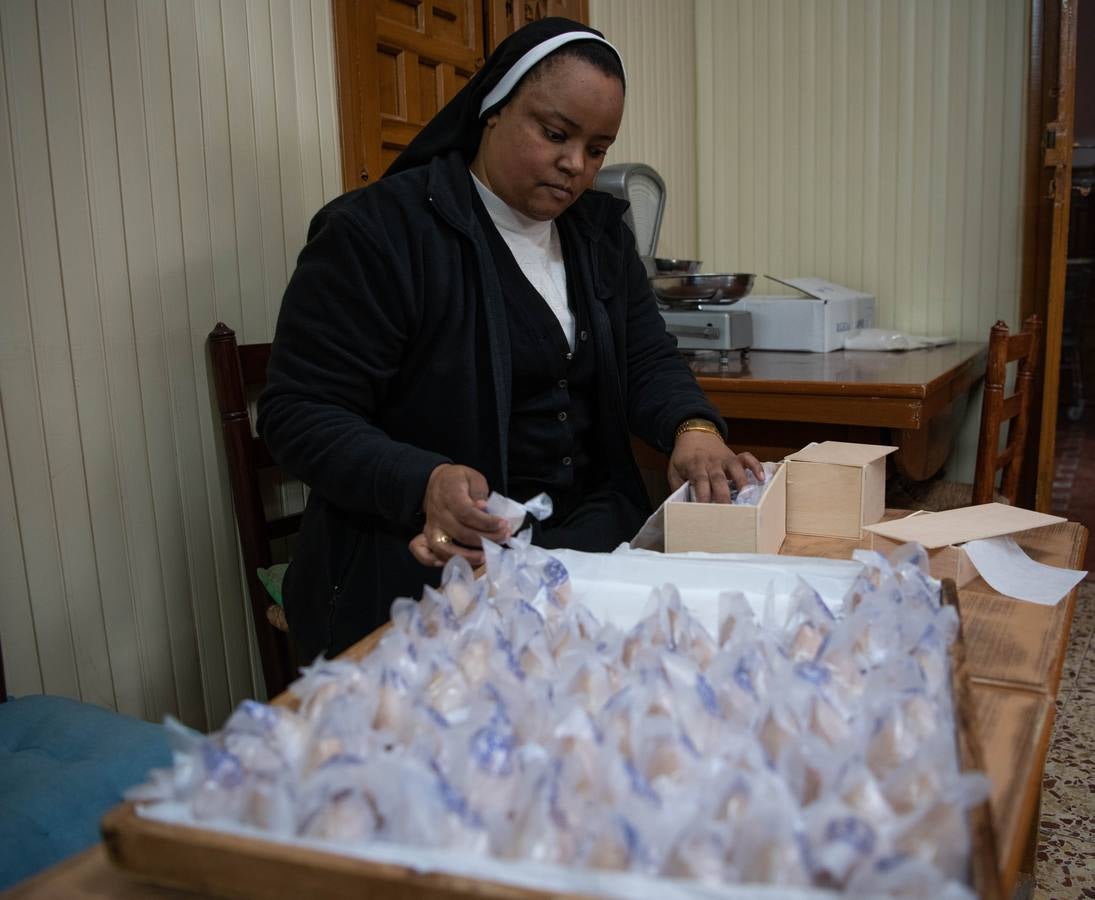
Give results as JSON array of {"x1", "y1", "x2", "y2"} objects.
[
  {"x1": 208, "y1": 323, "x2": 299, "y2": 697},
  {"x1": 890, "y1": 316, "x2": 1042, "y2": 511}
]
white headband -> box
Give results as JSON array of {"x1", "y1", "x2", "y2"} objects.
[{"x1": 478, "y1": 31, "x2": 625, "y2": 118}]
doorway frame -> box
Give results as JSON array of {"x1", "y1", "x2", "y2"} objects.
[{"x1": 1020, "y1": 0, "x2": 1078, "y2": 511}]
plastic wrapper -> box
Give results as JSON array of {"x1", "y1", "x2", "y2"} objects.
[
  {"x1": 130, "y1": 532, "x2": 983, "y2": 897},
  {"x1": 842, "y1": 328, "x2": 956, "y2": 352},
  {"x1": 297, "y1": 759, "x2": 379, "y2": 843},
  {"x1": 485, "y1": 490, "x2": 553, "y2": 534}
]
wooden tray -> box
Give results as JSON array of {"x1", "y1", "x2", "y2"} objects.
[
  {"x1": 101, "y1": 581, "x2": 1001, "y2": 899},
  {"x1": 100, "y1": 804, "x2": 550, "y2": 900},
  {"x1": 940, "y1": 578, "x2": 1002, "y2": 900}
]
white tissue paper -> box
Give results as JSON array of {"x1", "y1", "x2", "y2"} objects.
[
  {"x1": 961, "y1": 535, "x2": 1086, "y2": 606},
  {"x1": 549, "y1": 546, "x2": 864, "y2": 632}
]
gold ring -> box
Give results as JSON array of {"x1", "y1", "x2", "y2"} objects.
[{"x1": 434, "y1": 532, "x2": 451, "y2": 545}]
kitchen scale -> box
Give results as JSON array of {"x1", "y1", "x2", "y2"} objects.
[
  {"x1": 594, "y1": 164, "x2": 754, "y2": 366},
  {"x1": 658, "y1": 306, "x2": 753, "y2": 365},
  {"x1": 648, "y1": 271, "x2": 756, "y2": 365}
]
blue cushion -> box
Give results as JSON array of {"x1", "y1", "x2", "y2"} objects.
[{"x1": 0, "y1": 695, "x2": 170, "y2": 889}]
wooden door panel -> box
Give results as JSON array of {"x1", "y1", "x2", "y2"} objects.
[
  {"x1": 379, "y1": 118, "x2": 423, "y2": 173},
  {"x1": 377, "y1": 0, "x2": 477, "y2": 58},
  {"x1": 438, "y1": 63, "x2": 472, "y2": 105},
  {"x1": 404, "y1": 51, "x2": 425, "y2": 122},
  {"x1": 485, "y1": 0, "x2": 590, "y2": 54},
  {"x1": 336, "y1": 0, "x2": 588, "y2": 190},
  {"x1": 417, "y1": 59, "x2": 440, "y2": 121},
  {"x1": 381, "y1": 119, "x2": 423, "y2": 146},
  {"x1": 375, "y1": 46, "x2": 404, "y2": 118},
  {"x1": 380, "y1": 143, "x2": 403, "y2": 175},
  {"x1": 377, "y1": 21, "x2": 479, "y2": 67},
  {"x1": 374, "y1": 47, "x2": 473, "y2": 148},
  {"x1": 377, "y1": 0, "x2": 421, "y2": 30},
  {"x1": 425, "y1": 0, "x2": 473, "y2": 47}
]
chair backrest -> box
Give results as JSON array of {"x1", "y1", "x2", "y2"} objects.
[
  {"x1": 972, "y1": 315, "x2": 1042, "y2": 506},
  {"x1": 208, "y1": 323, "x2": 298, "y2": 697}
]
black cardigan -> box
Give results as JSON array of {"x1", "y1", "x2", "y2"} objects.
[{"x1": 258, "y1": 151, "x2": 725, "y2": 660}]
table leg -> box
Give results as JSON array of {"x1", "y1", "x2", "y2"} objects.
[
  {"x1": 1006, "y1": 783, "x2": 1042, "y2": 900},
  {"x1": 1020, "y1": 783, "x2": 1042, "y2": 877},
  {"x1": 891, "y1": 401, "x2": 963, "y2": 481}
]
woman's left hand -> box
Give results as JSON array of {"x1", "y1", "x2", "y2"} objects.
[{"x1": 668, "y1": 431, "x2": 765, "y2": 503}]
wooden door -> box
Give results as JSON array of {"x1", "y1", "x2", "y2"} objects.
[
  {"x1": 333, "y1": 1, "x2": 590, "y2": 192},
  {"x1": 484, "y1": 0, "x2": 590, "y2": 54},
  {"x1": 1020, "y1": 0, "x2": 1079, "y2": 511},
  {"x1": 333, "y1": 0, "x2": 485, "y2": 190}
]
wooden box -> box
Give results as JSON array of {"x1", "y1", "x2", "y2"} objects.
[
  {"x1": 663, "y1": 461, "x2": 787, "y2": 554},
  {"x1": 863, "y1": 503, "x2": 1066, "y2": 587},
  {"x1": 868, "y1": 515, "x2": 980, "y2": 587},
  {"x1": 785, "y1": 441, "x2": 897, "y2": 539}
]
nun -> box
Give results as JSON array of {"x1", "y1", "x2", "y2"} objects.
[{"x1": 258, "y1": 17, "x2": 763, "y2": 661}]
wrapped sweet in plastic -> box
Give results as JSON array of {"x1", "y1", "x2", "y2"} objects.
[
  {"x1": 297, "y1": 758, "x2": 379, "y2": 842},
  {"x1": 130, "y1": 523, "x2": 983, "y2": 897},
  {"x1": 731, "y1": 461, "x2": 781, "y2": 506},
  {"x1": 485, "y1": 490, "x2": 553, "y2": 534}
]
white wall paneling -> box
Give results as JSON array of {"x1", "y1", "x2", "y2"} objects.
[
  {"x1": 589, "y1": 0, "x2": 698, "y2": 259},
  {"x1": 0, "y1": 0, "x2": 340, "y2": 727},
  {"x1": 695, "y1": 0, "x2": 1027, "y2": 336},
  {"x1": 693, "y1": 0, "x2": 1028, "y2": 479}
]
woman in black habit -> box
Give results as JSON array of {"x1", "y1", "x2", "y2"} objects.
[{"x1": 258, "y1": 18, "x2": 763, "y2": 662}]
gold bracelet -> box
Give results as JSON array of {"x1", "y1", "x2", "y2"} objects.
[{"x1": 674, "y1": 418, "x2": 722, "y2": 441}]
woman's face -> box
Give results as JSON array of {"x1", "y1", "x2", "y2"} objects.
[{"x1": 471, "y1": 56, "x2": 624, "y2": 221}]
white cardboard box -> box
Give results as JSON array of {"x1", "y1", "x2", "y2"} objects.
[
  {"x1": 630, "y1": 463, "x2": 788, "y2": 555},
  {"x1": 738, "y1": 277, "x2": 876, "y2": 352},
  {"x1": 786, "y1": 442, "x2": 898, "y2": 539},
  {"x1": 863, "y1": 504, "x2": 1066, "y2": 587}
]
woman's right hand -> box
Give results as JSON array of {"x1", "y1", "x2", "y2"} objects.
[{"x1": 408, "y1": 463, "x2": 511, "y2": 568}]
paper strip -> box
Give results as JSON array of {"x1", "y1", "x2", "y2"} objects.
[{"x1": 961, "y1": 535, "x2": 1087, "y2": 606}]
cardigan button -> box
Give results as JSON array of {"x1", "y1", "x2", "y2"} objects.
[
  {"x1": 565, "y1": 351, "x2": 574, "y2": 361},
  {"x1": 558, "y1": 411, "x2": 568, "y2": 422},
  {"x1": 579, "y1": 330, "x2": 589, "y2": 342},
  {"x1": 562, "y1": 456, "x2": 573, "y2": 466},
  {"x1": 558, "y1": 378, "x2": 568, "y2": 389}
]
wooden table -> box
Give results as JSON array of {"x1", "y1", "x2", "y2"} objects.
[
  {"x1": 9, "y1": 519, "x2": 1085, "y2": 900},
  {"x1": 687, "y1": 342, "x2": 988, "y2": 480}
]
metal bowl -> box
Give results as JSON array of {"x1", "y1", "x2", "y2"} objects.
[
  {"x1": 653, "y1": 257, "x2": 703, "y2": 274},
  {"x1": 650, "y1": 273, "x2": 756, "y2": 306}
]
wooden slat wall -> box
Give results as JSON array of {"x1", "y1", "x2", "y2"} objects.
[
  {"x1": 588, "y1": 0, "x2": 697, "y2": 259},
  {"x1": 694, "y1": 0, "x2": 1027, "y2": 340},
  {"x1": 0, "y1": 0, "x2": 340, "y2": 729},
  {"x1": 692, "y1": 0, "x2": 1028, "y2": 478}
]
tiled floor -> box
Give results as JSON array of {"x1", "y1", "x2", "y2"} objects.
[
  {"x1": 1032, "y1": 409, "x2": 1095, "y2": 899},
  {"x1": 1032, "y1": 582, "x2": 1095, "y2": 899}
]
